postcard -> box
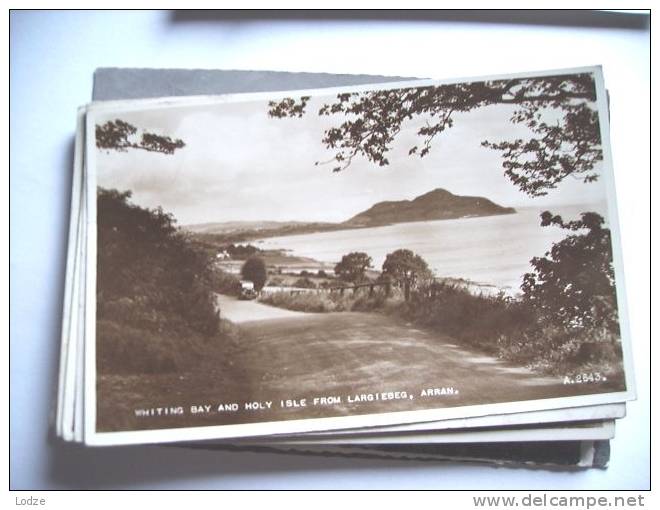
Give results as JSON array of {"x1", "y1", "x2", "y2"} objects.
[
  {"x1": 55, "y1": 106, "x2": 627, "y2": 445},
  {"x1": 82, "y1": 67, "x2": 634, "y2": 445}
]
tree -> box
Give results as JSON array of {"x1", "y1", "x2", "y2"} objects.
[
  {"x1": 268, "y1": 73, "x2": 602, "y2": 197},
  {"x1": 96, "y1": 119, "x2": 186, "y2": 154},
  {"x1": 241, "y1": 256, "x2": 267, "y2": 291},
  {"x1": 97, "y1": 188, "x2": 219, "y2": 338},
  {"x1": 521, "y1": 212, "x2": 618, "y2": 333},
  {"x1": 334, "y1": 251, "x2": 373, "y2": 282},
  {"x1": 382, "y1": 249, "x2": 431, "y2": 301}
]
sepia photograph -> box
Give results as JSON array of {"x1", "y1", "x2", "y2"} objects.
[{"x1": 84, "y1": 68, "x2": 633, "y2": 442}]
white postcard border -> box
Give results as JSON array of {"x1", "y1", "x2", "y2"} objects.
[{"x1": 82, "y1": 65, "x2": 636, "y2": 446}]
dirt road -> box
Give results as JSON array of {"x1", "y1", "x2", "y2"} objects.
[
  {"x1": 98, "y1": 296, "x2": 623, "y2": 430},
  {"x1": 230, "y1": 312, "x2": 601, "y2": 417},
  {"x1": 215, "y1": 293, "x2": 313, "y2": 323},
  {"x1": 97, "y1": 298, "x2": 620, "y2": 431}
]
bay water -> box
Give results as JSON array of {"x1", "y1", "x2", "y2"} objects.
[{"x1": 257, "y1": 203, "x2": 609, "y2": 294}]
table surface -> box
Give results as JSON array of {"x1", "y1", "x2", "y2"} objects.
[{"x1": 9, "y1": 10, "x2": 650, "y2": 489}]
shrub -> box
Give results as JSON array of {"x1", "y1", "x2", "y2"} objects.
[
  {"x1": 402, "y1": 279, "x2": 622, "y2": 377},
  {"x1": 259, "y1": 291, "x2": 353, "y2": 313},
  {"x1": 259, "y1": 287, "x2": 393, "y2": 314},
  {"x1": 97, "y1": 188, "x2": 220, "y2": 339},
  {"x1": 267, "y1": 276, "x2": 285, "y2": 287},
  {"x1": 293, "y1": 277, "x2": 317, "y2": 289},
  {"x1": 349, "y1": 291, "x2": 390, "y2": 312},
  {"x1": 211, "y1": 269, "x2": 242, "y2": 296},
  {"x1": 496, "y1": 321, "x2": 623, "y2": 379},
  {"x1": 260, "y1": 292, "x2": 326, "y2": 312},
  {"x1": 96, "y1": 188, "x2": 229, "y2": 374},
  {"x1": 398, "y1": 283, "x2": 530, "y2": 355}
]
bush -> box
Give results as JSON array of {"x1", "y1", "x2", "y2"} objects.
[
  {"x1": 96, "y1": 188, "x2": 228, "y2": 374},
  {"x1": 259, "y1": 287, "x2": 393, "y2": 313},
  {"x1": 349, "y1": 293, "x2": 390, "y2": 312},
  {"x1": 98, "y1": 188, "x2": 220, "y2": 338},
  {"x1": 401, "y1": 280, "x2": 623, "y2": 377},
  {"x1": 398, "y1": 283, "x2": 530, "y2": 356},
  {"x1": 267, "y1": 276, "x2": 285, "y2": 287},
  {"x1": 211, "y1": 269, "x2": 242, "y2": 296},
  {"x1": 293, "y1": 277, "x2": 317, "y2": 289},
  {"x1": 496, "y1": 320, "x2": 623, "y2": 378},
  {"x1": 259, "y1": 291, "x2": 353, "y2": 313}
]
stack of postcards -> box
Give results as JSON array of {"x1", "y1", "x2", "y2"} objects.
[{"x1": 54, "y1": 67, "x2": 635, "y2": 469}]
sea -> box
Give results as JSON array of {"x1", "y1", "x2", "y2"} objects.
[{"x1": 257, "y1": 203, "x2": 610, "y2": 295}]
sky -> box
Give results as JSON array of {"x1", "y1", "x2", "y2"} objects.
[{"x1": 95, "y1": 86, "x2": 609, "y2": 226}]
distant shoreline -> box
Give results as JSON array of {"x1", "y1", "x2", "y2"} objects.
[
  {"x1": 184, "y1": 187, "x2": 517, "y2": 242},
  {"x1": 203, "y1": 205, "x2": 600, "y2": 297},
  {"x1": 190, "y1": 210, "x2": 518, "y2": 245}
]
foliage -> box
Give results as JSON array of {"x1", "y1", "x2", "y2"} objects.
[
  {"x1": 259, "y1": 288, "x2": 393, "y2": 314},
  {"x1": 267, "y1": 276, "x2": 285, "y2": 287},
  {"x1": 514, "y1": 211, "x2": 621, "y2": 377},
  {"x1": 96, "y1": 119, "x2": 185, "y2": 154},
  {"x1": 495, "y1": 321, "x2": 623, "y2": 377},
  {"x1": 334, "y1": 251, "x2": 373, "y2": 282},
  {"x1": 223, "y1": 243, "x2": 260, "y2": 260},
  {"x1": 402, "y1": 282, "x2": 531, "y2": 355},
  {"x1": 260, "y1": 291, "x2": 350, "y2": 313},
  {"x1": 349, "y1": 293, "x2": 392, "y2": 312},
  {"x1": 97, "y1": 188, "x2": 221, "y2": 374},
  {"x1": 293, "y1": 277, "x2": 317, "y2": 289},
  {"x1": 382, "y1": 249, "x2": 432, "y2": 301},
  {"x1": 268, "y1": 74, "x2": 601, "y2": 196},
  {"x1": 241, "y1": 256, "x2": 267, "y2": 291},
  {"x1": 210, "y1": 268, "x2": 242, "y2": 297},
  {"x1": 97, "y1": 319, "x2": 179, "y2": 375},
  {"x1": 521, "y1": 212, "x2": 618, "y2": 332},
  {"x1": 404, "y1": 278, "x2": 622, "y2": 378}
]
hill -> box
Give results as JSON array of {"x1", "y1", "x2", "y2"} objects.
[
  {"x1": 183, "y1": 189, "x2": 515, "y2": 242},
  {"x1": 343, "y1": 188, "x2": 515, "y2": 227}
]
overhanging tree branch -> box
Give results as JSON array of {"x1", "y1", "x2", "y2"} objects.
[
  {"x1": 267, "y1": 73, "x2": 602, "y2": 197},
  {"x1": 96, "y1": 119, "x2": 186, "y2": 155}
]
